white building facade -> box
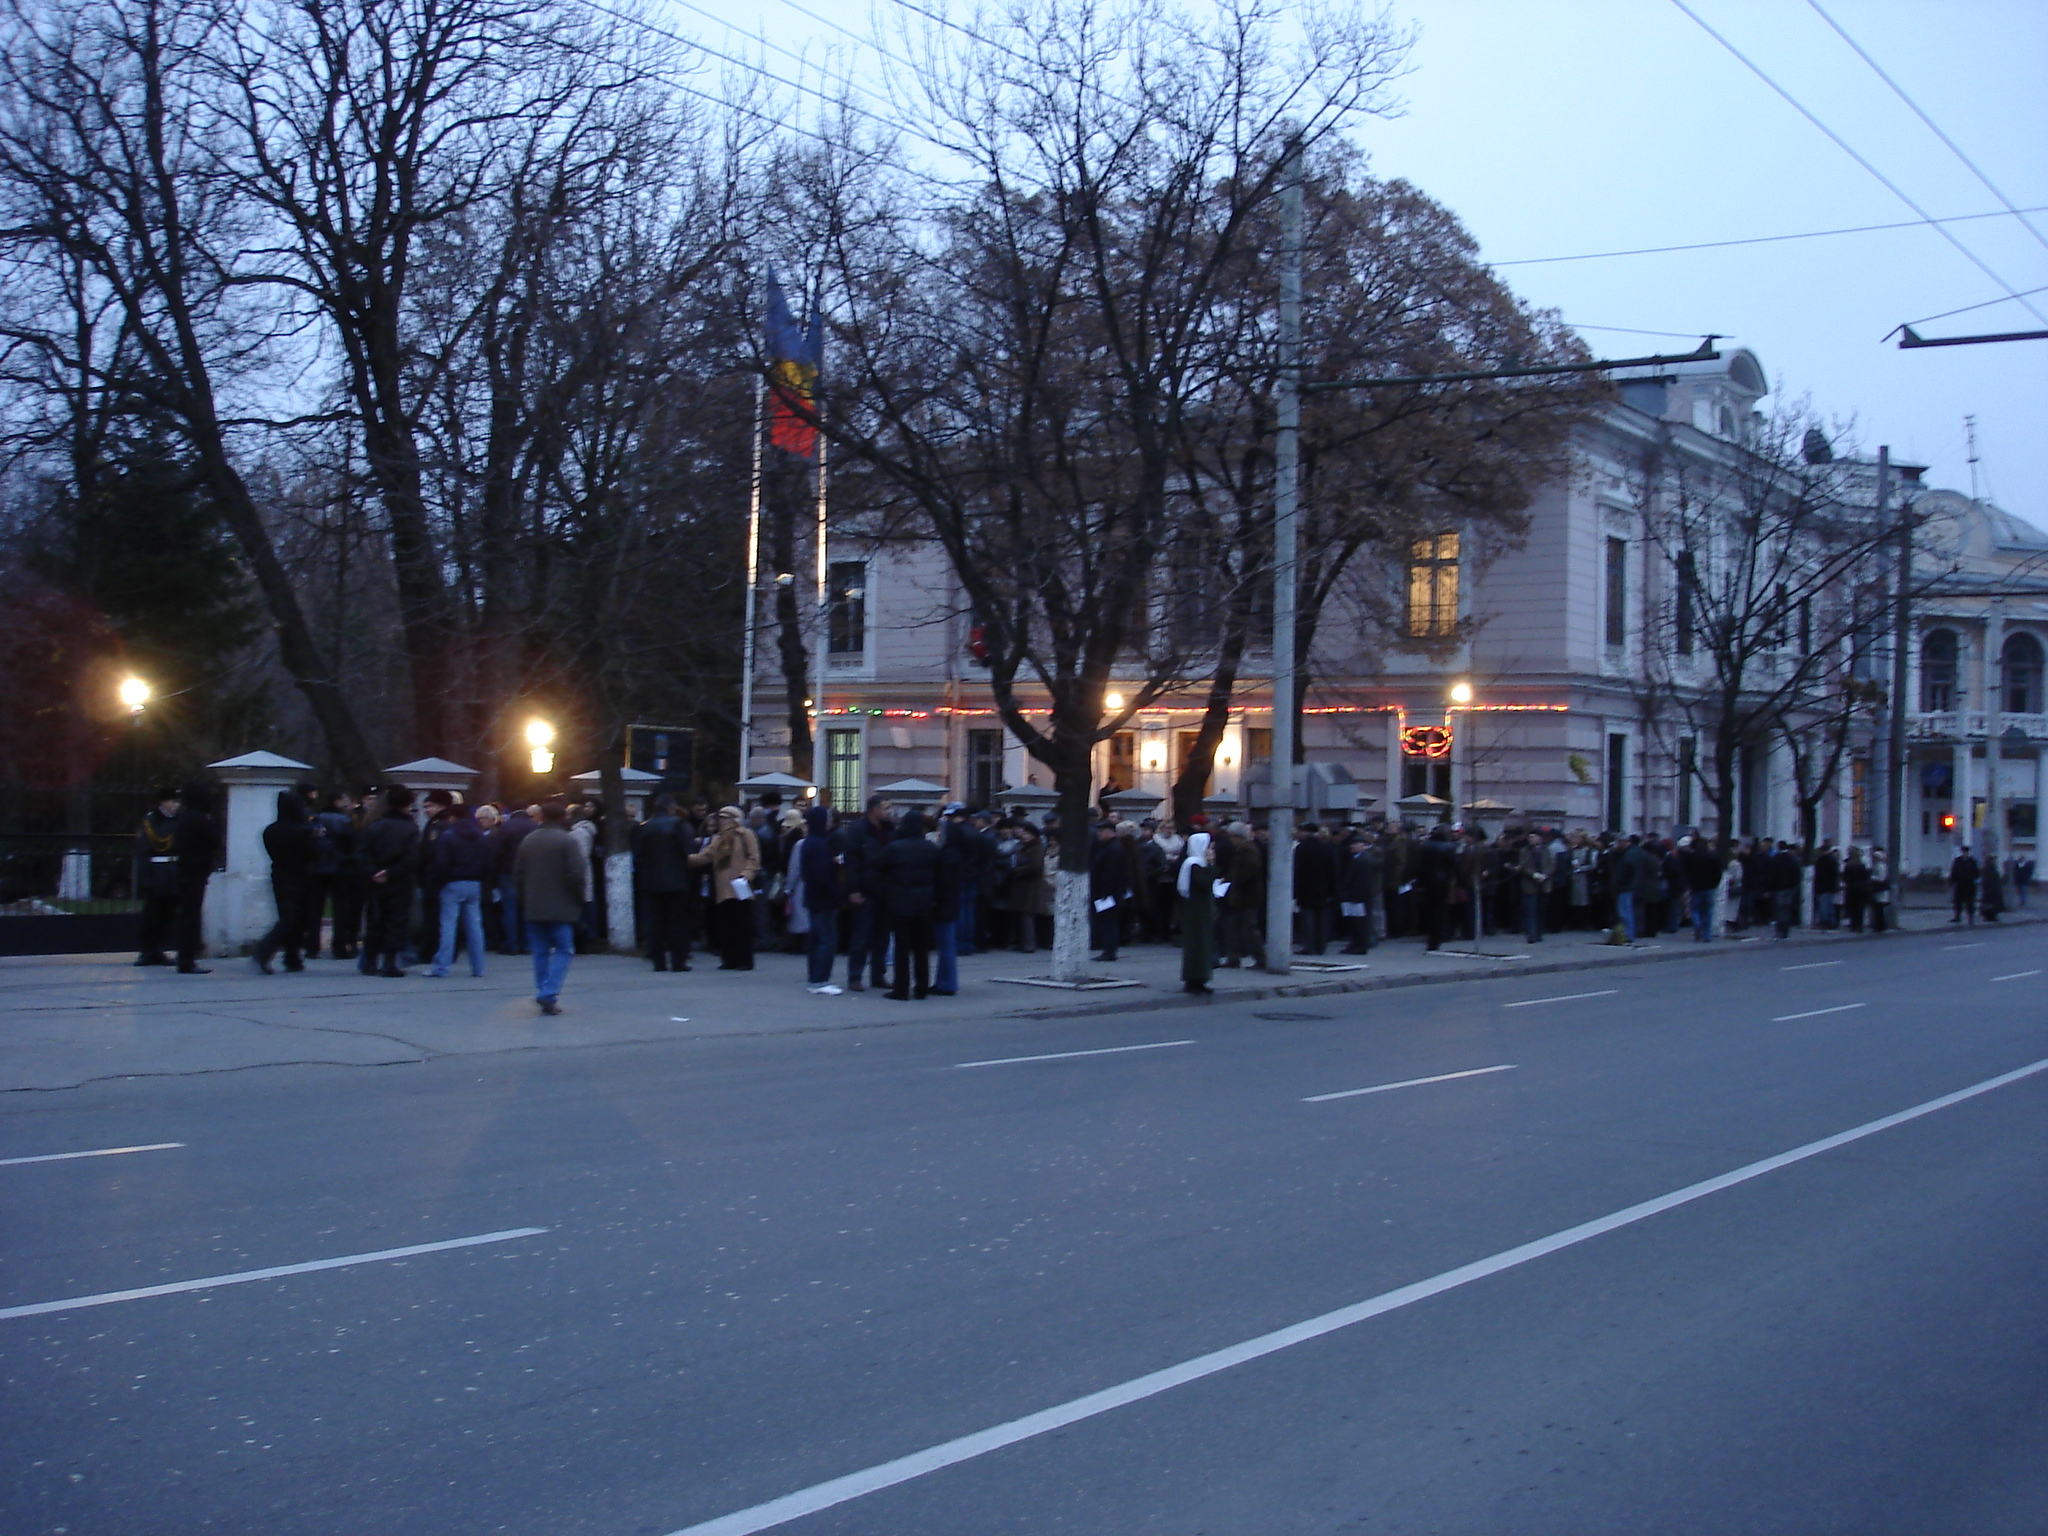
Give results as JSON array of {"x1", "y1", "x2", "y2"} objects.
[{"x1": 746, "y1": 348, "x2": 2041, "y2": 875}]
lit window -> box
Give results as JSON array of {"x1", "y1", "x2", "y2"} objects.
[
  {"x1": 828, "y1": 562, "x2": 866, "y2": 655},
  {"x1": 1405, "y1": 532, "x2": 1460, "y2": 638},
  {"x1": 825, "y1": 728, "x2": 862, "y2": 809}
]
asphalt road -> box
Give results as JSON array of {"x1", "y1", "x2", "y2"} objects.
[{"x1": 3, "y1": 926, "x2": 2045, "y2": 1535}]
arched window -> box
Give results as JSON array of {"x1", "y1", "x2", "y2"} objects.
[
  {"x1": 1921, "y1": 629, "x2": 1959, "y2": 711},
  {"x1": 2003, "y1": 632, "x2": 2044, "y2": 715}
]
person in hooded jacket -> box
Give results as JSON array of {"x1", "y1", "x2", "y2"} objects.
[
  {"x1": 429, "y1": 803, "x2": 492, "y2": 977},
  {"x1": 797, "y1": 807, "x2": 845, "y2": 993},
  {"x1": 253, "y1": 791, "x2": 319, "y2": 973},
  {"x1": 874, "y1": 809, "x2": 940, "y2": 999}
]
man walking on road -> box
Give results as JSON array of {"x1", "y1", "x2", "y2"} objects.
[{"x1": 515, "y1": 801, "x2": 586, "y2": 1015}]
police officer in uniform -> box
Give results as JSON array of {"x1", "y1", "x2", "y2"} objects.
[{"x1": 133, "y1": 787, "x2": 183, "y2": 966}]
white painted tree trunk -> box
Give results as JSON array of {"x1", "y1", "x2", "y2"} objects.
[
  {"x1": 605, "y1": 852, "x2": 636, "y2": 952},
  {"x1": 1051, "y1": 866, "x2": 1091, "y2": 981}
]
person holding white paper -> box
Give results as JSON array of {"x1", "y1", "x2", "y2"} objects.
[
  {"x1": 1088, "y1": 818, "x2": 1131, "y2": 963},
  {"x1": 689, "y1": 806, "x2": 761, "y2": 970}
]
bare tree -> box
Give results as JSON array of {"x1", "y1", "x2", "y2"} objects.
[{"x1": 799, "y1": 0, "x2": 1406, "y2": 977}]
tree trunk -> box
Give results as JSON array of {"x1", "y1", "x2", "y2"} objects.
[
  {"x1": 1172, "y1": 605, "x2": 1251, "y2": 828},
  {"x1": 597, "y1": 741, "x2": 635, "y2": 952},
  {"x1": 1050, "y1": 748, "x2": 1095, "y2": 981}
]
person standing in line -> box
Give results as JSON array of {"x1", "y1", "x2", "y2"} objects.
[
  {"x1": 428, "y1": 803, "x2": 490, "y2": 978},
  {"x1": 1677, "y1": 835, "x2": 1724, "y2": 942},
  {"x1": 635, "y1": 795, "x2": 698, "y2": 972},
  {"x1": 1222, "y1": 823, "x2": 1267, "y2": 966},
  {"x1": 1948, "y1": 845, "x2": 1980, "y2": 924},
  {"x1": 1867, "y1": 846, "x2": 1894, "y2": 933},
  {"x1": 2010, "y1": 850, "x2": 2034, "y2": 907},
  {"x1": 931, "y1": 811, "x2": 968, "y2": 995},
  {"x1": 295, "y1": 791, "x2": 339, "y2": 958},
  {"x1": 1336, "y1": 830, "x2": 1377, "y2": 954},
  {"x1": 514, "y1": 801, "x2": 585, "y2": 1015},
  {"x1": 1841, "y1": 847, "x2": 1871, "y2": 933},
  {"x1": 690, "y1": 806, "x2": 761, "y2": 970},
  {"x1": 837, "y1": 795, "x2": 895, "y2": 990},
  {"x1": 797, "y1": 807, "x2": 844, "y2": 994},
  {"x1": 1178, "y1": 830, "x2": 1216, "y2": 994},
  {"x1": 1516, "y1": 830, "x2": 1551, "y2": 943},
  {"x1": 1416, "y1": 823, "x2": 1460, "y2": 952},
  {"x1": 495, "y1": 803, "x2": 539, "y2": 954},
  {"x1": 253, "y1": 791, "x2": 318, "y2": 973},
  {"x1": 314, "y1": 791, "x2": 365, "y2": 959},
  {"x1": 1088, "y1": 817, "x2": 1130, "y2": 963},
  {"x1": 1294, "y1": 822, "x2": 1339, "y2": 954},
  {"x1": 566, "y1": 802, "x2": 600, "y2": 951},
  {"x1": 358, "y1": 786, "x2": 419, "y2": 978},
  {"x1": 411, "y1": 789, "x2": 458, "y2": 962},
  {"x1": 1765, "y1": 840, "x2": 1802, "y2": 939},
  {"x1": 170, "y1": 783, "x2": 221, "y2": 973},
  {"x1": 874, "y1": 808, "x2": 940, "y2": 1000},
  {"x1": 133, "y1": 787, "x2": 183, "y2": 967}
]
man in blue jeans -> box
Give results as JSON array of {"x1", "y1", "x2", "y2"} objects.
[
  {"x1": 429, "y1": 804, "x2": 491, "y2": 977},
  {"x1": 513, "y1": 801, "x2": 586, "y2": 1014}
]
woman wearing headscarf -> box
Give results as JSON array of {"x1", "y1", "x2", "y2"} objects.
[
  {"x1": 1177, "y1": 830, "x2": 1216, "y2": 995},
  {"x1": 689, "y1": 806, "x2": 762, "y2": 969}
]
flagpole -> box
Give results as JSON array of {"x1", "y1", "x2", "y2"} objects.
[{"x1": 740, "y1": 372, "x2": 764, "y2": 783}]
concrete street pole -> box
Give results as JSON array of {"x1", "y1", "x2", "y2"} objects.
[
  {"x1": 1883, "y1": 448, "x2": 1911, "y2": 877},
  {"x1": 1264, "y1": 145, "x2": 1301, "y2": 975}
]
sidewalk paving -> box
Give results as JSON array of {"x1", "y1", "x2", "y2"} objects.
[{"x1": 2, "y1": 899, "x2": 2037, "y2": 1091}]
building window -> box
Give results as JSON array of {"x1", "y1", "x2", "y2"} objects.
[
  {"x1": 966, "y1": 729, "x2": 1004, "y2": 808},
  {"x1": 1604, "y1": 537, "x2": 1627, "y2": 647},
  {"x1": 1675, "y1": 552, "x2": 1697, "y2": 655},
  {"x1": 1605, "y1": 732, "x2": 1627, "y2": 830},
  {"x1": 1405, "y1": 532, "x2": 1460, "y2": 638},
  {"x1": 827, "y1": 561, "x2": 867, "y2": 655},
  {"x1": 1921, "y1": 629, "x2": 1959, "y2": 711},
  {"x1": 1173, "y1": 729, "x2": 1216, "y2": 796},
  {"x1": 1104, "y1": 731, "x2": 1136, "y2": 794},
  {"x1": 825, "y1": 727, "x2": 862, "y2": 810},
  {"x1": 2002, "y1": 632, "x2": 2044, "y2": 714},
  {"x1": 1678, "y1": 736, "x2": 1696, "y2": 828},
  {"x1": 1245, "y1": 726, "x2": 1272, "y2": 765}
]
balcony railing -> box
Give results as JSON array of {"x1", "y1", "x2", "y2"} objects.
[{"x1": 1908, "y1": 710, "x2": 2048, "y2": 741}]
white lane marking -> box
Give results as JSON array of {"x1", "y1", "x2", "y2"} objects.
[
  {"x1": 0, "y1": 1142, "x2": 183, "y2": 1169},
  {"x1": 1304, "y1": 1065, "x2": 1518, "y2": 1103},
  {"x1": 665, "y1": 1057, "x2": 2048, "y2": 1536},
  {"x1": 1780, "y1": 961, "x2": 1844, "y2": 971},
  {"x1": 1942, "y1": 942, "x2": 1985, "y2": 950},
  {"x1": 1502, "y1": 989, "x2": 1618, "y2": 1008},
  {"x1": 1772, "y1": 1004, "x2": 1866, "y2": 1022},
  {"x1": 0, "y1": 1228, "x2": 548, "y2": 1322},
  {"x1": 1991, "y1": 970, "x2": 2041, "y2": 982},
  {"x1": 954, "y1": 1041, "x2": 1194, "y2": 1070}
]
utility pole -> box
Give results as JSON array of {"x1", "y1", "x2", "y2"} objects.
[
  {"x1": 1264, "y1": 144, "x2": 1301, "y2": 976},
  {"x1": 1883, "y1": 447, "x2": 1911, "y2": 876}
]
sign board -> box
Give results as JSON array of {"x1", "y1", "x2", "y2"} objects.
[{"x1": 627, "y1": 724, "x2": 693, "y2": 782}]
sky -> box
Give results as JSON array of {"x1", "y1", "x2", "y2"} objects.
[{"x1": 671, "y1": 0, "x2": 2048, "y2": 514}]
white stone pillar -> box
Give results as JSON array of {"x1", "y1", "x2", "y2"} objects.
[{"x1": 204, "y1": 751, "x2": 314, "y2": 955}]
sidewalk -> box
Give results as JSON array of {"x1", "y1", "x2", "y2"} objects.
[{"x1": 2, "y1": 899, "x2": 2037, "y2": 1091}]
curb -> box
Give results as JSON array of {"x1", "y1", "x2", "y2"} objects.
[{"x1": 991, "y1": 908, "x2": 2048, "y2": 1022}]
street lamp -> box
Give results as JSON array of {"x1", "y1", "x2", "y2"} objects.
[
  {"x1": 1448, "y1": 680, "x2": 1473, "y2": 705},
  {"x1": 118, "y1": 676, "x2": 151, "y2": 716},
  {"x1": 526, "y1": 717, "x2": 556, "y2": 775},
  {"x1": 1105, "y1": 691, "x2": 1124, "y2": 712}
]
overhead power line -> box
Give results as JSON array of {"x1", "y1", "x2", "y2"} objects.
[
  {"x1": 1804, "y1": 0, "x2": 2048, "y2": 256},
  {"x1": 1492, "y1": 204, "x2": 2048, "y2": 267},
  {"x1": 1905, "y1": 284, "x2": 2048, "y2": 329},
  {"x1": 1668, "y1": 0, "x2": 2047, "y2": 326}
]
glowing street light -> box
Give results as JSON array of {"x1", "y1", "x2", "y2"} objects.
[
  {"x1": 1448, "y1": 680, "x2": 1474, "y2": 705},
  {"x1": 118, "y1": 677, "x2": 151, "y2": 715},
  {"x1": 1104, "y1": 691, "x2": 1125, "y2": 712},
  {"x1": 525, "y1": 717, "x2": 556, "y2": 775}
]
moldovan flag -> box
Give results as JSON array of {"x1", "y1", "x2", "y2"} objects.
[{"x1": 765, "y1": 271, "x2": 822, "y2": 459}]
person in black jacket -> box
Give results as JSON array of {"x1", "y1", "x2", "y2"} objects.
[
  {"x1": 170, "y1": 783, "x2": 221, "y2": 973},
  {"x1": 1088, "y1": 818, "x2": 1130, "y2": 962},
  {"x1": 635, "y1": 795, "x2": 698, "y2": 972},
  {"x1": 1293, "y1": 823, "x2": 1339, "y2": 955},
  {"x1": 931, "y1": 814, "x2": 970, "y2": 994},
  {"x1": 254, "y1": 791, "x2": 318, "y2": 973},
  {"x1": 495, "y1": 805, "x2": 539, "y2": 953},
  {"x1": 1336, "y1": 831, "x2": 1379, "y2": 954},
  {"x1": 797, "y1": 807, "x2": 844, "y2": 993},
  {"x1": 133, "y1": 788, "x2": 184, "y2": 966},
  {"x1": 429, "y1": 804, "x2": 492, "y2": 977},
  {"x1": 306, "y1": 791, "x2": 364, "y2": 959},
  {"x1": 1416, "y1": 823, "x2": 1460, "y2": 952},
  {"x1": 873, "y1": 809, "x2": 938, "y2": 999},
  {"x1": 358, "y1": 786, "x2": 419, "y2": 977},
  {"x1": 836, "y1": 795, "x2": 895, "y2": 991}
]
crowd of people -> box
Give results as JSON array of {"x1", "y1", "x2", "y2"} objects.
[{"x1": 135, "y1": 779, "x2": 2038, "y2": 1013}]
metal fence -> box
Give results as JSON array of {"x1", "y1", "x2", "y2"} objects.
[{"x1": 0, "y1": 834, "x2": 145, "y2": 915}]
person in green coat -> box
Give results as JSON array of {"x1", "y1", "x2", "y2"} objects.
[{"x1": 1178, "y1": 831, "x2": 1216, "y2": 995}]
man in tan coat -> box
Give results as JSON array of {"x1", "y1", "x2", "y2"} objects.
[{"x1": 690, "y1": 806, "x2": 762, "y2": 970}]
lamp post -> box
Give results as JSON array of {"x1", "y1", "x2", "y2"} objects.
[{"x1": 118, "y1": 676, "x2": 151, "y2": 717}]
